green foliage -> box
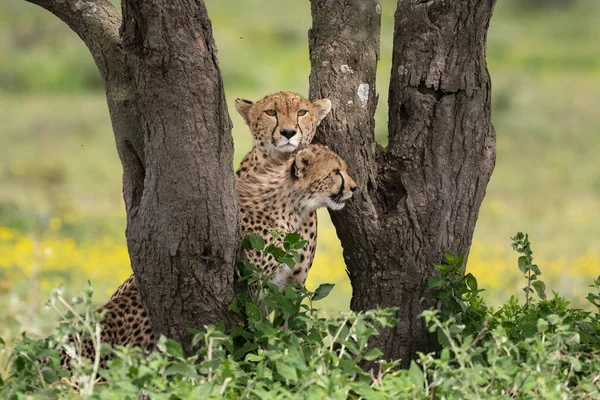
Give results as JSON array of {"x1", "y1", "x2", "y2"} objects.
[
  {"x1": 1, "y1": 234, "x2": 400, "y2": 398},
  {"x1": 2, "y1": 233, "x2": 599, "y2": 398},
  {"x1": 425, "y1": 233, "x2": 600, "y2": 397},
  {"x1": 511, "y1": 232, "x2": 546, "y2": 305},
  {"x1": 430, "y1": 252, "x2": 487, "y2": 344}
]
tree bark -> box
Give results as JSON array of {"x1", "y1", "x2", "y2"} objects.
[
  {"x1": 25, "y1": 0, "x2": 241, "y2": 353},
  {"x1": 309, "y1": 0, "x2": 496, "y2": 367}
]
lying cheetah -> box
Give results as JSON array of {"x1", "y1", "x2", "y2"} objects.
[
  {"x1": 55, "y1": 275, "x2": 152, "y2": 368},
  {"x1": 54, "y1": 145, "x2": 355, "y2": 368}
]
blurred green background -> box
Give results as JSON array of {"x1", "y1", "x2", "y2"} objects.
[{"x1": 1, "y1": 0, "x2": 599, "y2": 348}]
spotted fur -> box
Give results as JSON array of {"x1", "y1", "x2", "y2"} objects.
[{"x1": 238, "y1": 144, "x2": 356, "y2": 291}]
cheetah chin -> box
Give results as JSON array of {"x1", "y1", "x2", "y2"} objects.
[
  {"x1": 277, "y1": 143, "x2": 298, "y2": 153},
  {"x1": 326, "y1": 198, "x2": 347, "y2": 210}
]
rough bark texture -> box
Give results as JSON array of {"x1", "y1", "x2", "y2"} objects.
[
  {"x1": 309, "y1": 0, "x2": 496, "y2": 367},
  {"x1": 25, "y1": 0, "x2": 241, "y2": 353}
]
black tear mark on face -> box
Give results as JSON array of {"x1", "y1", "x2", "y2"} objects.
[
  {"x1": 330, "y1": 170, "x2": 345, "y2": 200},
  {"x1": 241, "y1": 99, "x2": 253, "y2": 104}
]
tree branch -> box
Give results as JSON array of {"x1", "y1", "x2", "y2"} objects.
[
  {"x1": 308, "y1": 0, "x2": 381, "y2": 221},
  {"x1": 24, "y1": 0, "x2": 122, "y2": 81},
  {"x1": 387, "y1": 0, "x2": 497, "y2": 160}
]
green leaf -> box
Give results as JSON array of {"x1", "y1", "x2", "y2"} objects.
[
  {"x1": 586, "y1": 293, "x2": 600, "y2": 308},
  {"x1": 521, "y1": 322, "x2": 537, "y2": 337},
  {"x1": 245, "y1": 302, "x2": 262, "y2": 322},
  {"x1": 40, "y1": 367, "x2": 59, "y2": 383},
  {"x1": 117, "y1": 381, "x2": 140, "y2": 393},
  {"x1": 408, "y1": 360, "x2": 424, "y2": 388},
  {"x1": 292, "y1": 240, "x2": 308, "y2": 250},
  {"x1": 518, "y1": 256, "x2": 528, "y2": 273},
  {"x1": 187, "y1": 327, "x2": 203, "y2": 335},
  {"x1": 166, "y1": 362, "x2": 197, "y2": 377},
  {"x1": 440, "y1": 348, "x2": 450, "y2": 362},
  {"x1": 571, "y1": 357, "x2": 582, "y2": 372},
  {"x1": 278, "y1": 256, "x2": 296, "y2": 269},
  {"x1": 284, "y1": 232, "x2": 301, "y2": 245},
  {"x1": 433, "y1": 263, "x2": 445, "y2": 273},
  {"x1": 265, "y1": 245, "x2": 286, "y2": 259},
  {"x1": 312, "y1": 283, "x2": 335, "y2": 301},
  {"x1": 436, "y1": 328, "x2": 449, "y2": 347},
  {"x1": 532, "y1": 280, "x2": 546, "y2": 299},
  {"x1": 164, "y1": 339, "x2": 184, "y2": 358},
  {"x1": 0, "y1": 337, "x2": 4, "y2": 346},
  {"x1": 14, "y1": 356, "x2": 25, "y2": 372},
  {"x1": 282, "y1": 299, "x2": 297, "y2": 315},
  {"x1": 363, "y1": 348, "x2": 383, "y2": 361},
  {"x1": 243, "y1": 235, "x2": 265, "y2": 251},
  {"x1": 429, "y1": 276, "x2": 443, "y2": 289},
  {"x1": 465, "y1": 273, "x2": 478, "y2": 293},
  {"x1": 245, "y1": 353, "x2": 264, "y2": 363},
  {"x1": 276, "y1": 361, "x2": 298, "y2": 382}
]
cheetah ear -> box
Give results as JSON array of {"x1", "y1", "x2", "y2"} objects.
[
  {"x1": 312, "y1": 98, "x2": 332, "y2": 125},
  {"x1": 293, "y1": 149, "x2": 315, "y2": 178},
  {"x1": 235, "y1": 98, "x2": 254, "y2": 124}
]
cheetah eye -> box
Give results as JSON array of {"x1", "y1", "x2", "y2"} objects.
[
  {"x1": 334, "y1": 168, "x2": 341, "y2": 175},
  {"x1": 297, "y1": 109, "x2": 308, "y2": 117},
  {"x1": 265, "y1": 109, "x2": 277, "y2": 117}
]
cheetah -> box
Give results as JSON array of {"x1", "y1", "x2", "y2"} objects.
[
  {"x1": 54, "y1": 144, "x2": 355, "y2": 368},
  {"x1": 238, "y1": 143, "x2": 356, "y2": 291},
  {"x1": 55, "y1": 275, "x2": 152, "y2": 368},
  {"x1": 234, "y1": 91, "x2": 331, "y2": 179}
]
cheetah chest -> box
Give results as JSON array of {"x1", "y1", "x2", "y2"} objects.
[{"x1": 242, "y1": 211, "x2": 318, "y2": 288}]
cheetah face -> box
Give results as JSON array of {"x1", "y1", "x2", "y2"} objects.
[
  {"x1": 235, "y1": 92, "x2": 331, "y2": 155},
  {"x1": 293, "y1": 145, "x2": 357, "y2": 212}
]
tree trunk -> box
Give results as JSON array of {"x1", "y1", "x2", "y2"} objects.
[
  {"x1": 309, "y1": 0, "x2": 496, "y2": 367},
  {"x1": 25, "y1": 0, "x2": 241, "y2": 353}
]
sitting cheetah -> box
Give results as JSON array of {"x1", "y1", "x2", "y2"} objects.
[
  {"x1": 238, "y1": 143, "x2": 356, "y2": 290},
  {"x1": 54, "y1": 144, "x2": 355, "y2": 368}
]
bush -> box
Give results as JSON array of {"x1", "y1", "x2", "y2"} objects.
[{"x1": 1, "y1": 232, "x2": 599, "y2": 398}]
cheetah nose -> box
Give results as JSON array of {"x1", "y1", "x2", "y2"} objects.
[
  {"x1": 280, "y1": 129, "x2": 297, "y2": 139},
  {"x1": 350, "y1": 185, "x2": 357, "y2": 192}
]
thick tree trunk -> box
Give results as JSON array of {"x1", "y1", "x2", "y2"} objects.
[
  {"x1": 25, "y1": 0, "x2": 241, "y2": 353},
  {"x1": 309, "y1": 0, "x2": 496, "y2": 367}
]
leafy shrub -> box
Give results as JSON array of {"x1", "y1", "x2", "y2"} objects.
[
  {"x1": 427, "y1": 232, "x2": 600, "y2": 397},
  {"x1": 0, "y1": 233, "x2": 399, "y2": 398},
  {"x1": 1, "y1": 232, "x2": 599, "y2": 398}
]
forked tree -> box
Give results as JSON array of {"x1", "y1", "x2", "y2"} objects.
[
  {"x1": 309, "y1": 0, "x2": 496, "y2": 366},
  {"x1": 25, "y1": 0, "x2": 496, "y2": 365}
]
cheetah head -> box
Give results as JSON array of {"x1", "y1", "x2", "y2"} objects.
[
  {"x1": 235, "y1": 92, "x2": 331, "y2": 155},
  {"x1": 292, "y1": 144, "x2": 357, "y2": 211}
]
